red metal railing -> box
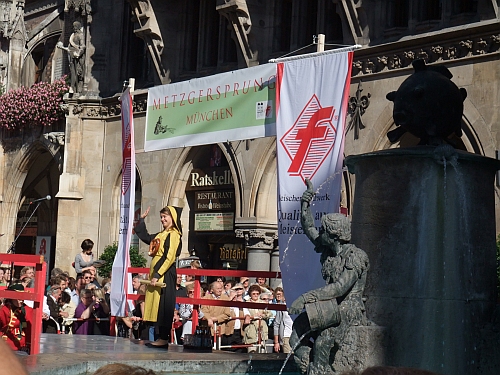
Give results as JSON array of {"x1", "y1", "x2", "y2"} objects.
[
  {"x1": 0, "y1": 254, "x2": 47, "y2": 355},
  {"x1": 124, "y1": 267, "x2": 287, "y2": 339}
]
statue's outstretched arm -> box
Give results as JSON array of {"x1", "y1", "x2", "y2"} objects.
[
  {"x1": 301, "y1": 179, "x2": 320, "y2": 244},
  {"x1": 302, "y1": 269, "x2": 358, "y2": 302},
  {"x1": 289, "y1": 269, "x2": 358, "y2": 314}
]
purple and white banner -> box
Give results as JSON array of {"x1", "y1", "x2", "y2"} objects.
[
  {"x1": 275, "y1": 50, "x2": 353, "y2": 306},
  {"x1": 110, "y1": 87, "x2": 136, "y2": 317}
]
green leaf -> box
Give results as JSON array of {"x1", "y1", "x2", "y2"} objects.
[{"x1": 97, "y1": 242, "x2": 147, "y2": 278}]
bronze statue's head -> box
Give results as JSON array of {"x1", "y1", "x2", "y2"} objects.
[
  {"x1": 73, "y1": 21, "x2": 82, "y2": 31},
  {"x1": 320, "y1": 213, "x2": 351, "y2": 243}
]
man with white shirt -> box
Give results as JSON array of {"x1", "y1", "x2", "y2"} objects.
[
  {"x1": 43, "y1": 286, "x2": 62, "y2": 333},
  {"x1": 223, "y1": 282, "x2": 245, "y2": 351},
  {"x1": 273, "y1": 287, "x2": 293, "y2": 353}
]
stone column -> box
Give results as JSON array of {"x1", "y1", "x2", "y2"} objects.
[
  {"x1": 236, "y1": 229, "x2": 277, "y2": 283},
  {"x1": 345, "y1": 146, "x2": 500, "y2": 375},
  {"x1": 269, "y1": 246, "x2": 281, "y2": 289}
]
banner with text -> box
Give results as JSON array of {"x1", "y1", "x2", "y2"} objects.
[
  {"x1": 276, "y1": 51, "x2": 353, "y2": 306},
  {"x1": 144, "y1": 64, "x2": 277, "y2": 151},
  {"x1": 110, "y1": 88, "x2": 135, "y2": 317}
]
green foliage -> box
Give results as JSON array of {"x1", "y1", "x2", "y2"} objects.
[{"x1": 97, "y1": 242, "x2": 147, "y2": 278}]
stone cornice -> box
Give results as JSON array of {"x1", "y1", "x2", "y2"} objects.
[
  {"x1": 24, "y1": 2, "x2": 59, "y2": 17},
  {"x1": 351, "y1": 20, "x2": 500, "y2": 79},
  {"x1": 65, "y1": 92, "x2": 148, "y2": 119}
]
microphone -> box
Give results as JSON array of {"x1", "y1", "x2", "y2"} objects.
[{"x1": 30, "y1": 195, "x2": 51, "y2": 204}]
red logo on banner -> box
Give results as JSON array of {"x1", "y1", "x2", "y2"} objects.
[{"x1": 280, "y1": 94, "x2": 338, "y2": 181}]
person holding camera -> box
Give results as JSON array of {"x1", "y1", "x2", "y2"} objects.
[{"x1": 74, "y1": 289, "x2": 108, "y2": 335}]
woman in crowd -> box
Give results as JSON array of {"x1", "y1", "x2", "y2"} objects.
[
  {"x1": 242, "y1": 284, "x2": 273, "y2": 352},
  {"x1": 58, "y1": 290, "x2": 76, "y2": 333},
  {"x1": 74, "y1": 289, "x2": 106, "y2": 335},
  {"x1": 92, "y1": 288, "x2": 110, "y2": 335},
  {"x1": 179, "y1": 283, "x2": 204, "y2": 342},
  {"x1": 185, "y1": 259, "x2": 201, "y2": 285},
  {"x1": 224, "y1": 279, "x2": 235, "y2": 296},
  {"x1": 0, "y1": 283, "x2": 32, "y2": 353},
  {"x1": 135, "y1": 205, "x2": 182, "y2": 348},
  {"x1": 74, "y1": 239, "x2": 95, "y2": 277}
]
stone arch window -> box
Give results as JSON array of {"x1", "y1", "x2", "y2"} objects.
[
  {"x1": 272, "y1": 0, "x2": 293, "y2": 54},
  {"x1": 418, "y1": 1, "x2": 441, "y2": 22},
  {"x1": 318, "y1": 0, "x2": 343, "y2": 45},
  {"x1": 452, "y1": 0, "x2": 478, "y2": 15},
  {"x1": 200, "y1": 0, "x2": 219, "y2": 68},
  {"x1": 122, "y1": 2, "x2": 153, "y2": 90},
  {"x1": 450, "y1": 0, "x2": 479, "y2": 25},
  {"x1": 22, "y1": 34, "x2": 60, "y2": 87},
  {"x1": 386, "y1": 0, "x2": 409, "y2": 29},
  {"x1": 181, "y1": 0, "x2": 237, "y2": 74}
]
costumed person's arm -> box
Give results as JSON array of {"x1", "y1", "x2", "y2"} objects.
[
  {"x1": 301, "y1": 179, "x2": 320, "y2": 245},
  {"x1": 134, "y1": 207, "x2": 155, "y2": 245}
]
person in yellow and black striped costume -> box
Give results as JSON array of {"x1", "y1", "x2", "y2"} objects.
[{"x1": 135, "y1": 205, "x2": 182, "y2": 349}]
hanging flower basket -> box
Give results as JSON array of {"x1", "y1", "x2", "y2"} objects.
[{"x1": 0, "y1": 77, "x2": 69, "y2": 130}]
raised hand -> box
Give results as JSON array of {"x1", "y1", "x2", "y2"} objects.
[
  {"x1": 301, "y1": 178, "x2": 315, "y2": 203},
  {"x1": 140, "y1": 206, "x2": 150, "y2": 219}
]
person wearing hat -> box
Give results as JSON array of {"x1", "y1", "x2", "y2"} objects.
[
  {"x1": 135, "y1": 205, "x2": 183, "y2": 349},
  {"x1": 0, "y1": 283, "x2": 33, "y2": 353},
  {"x1": 242, "y1": 284, "x2": 273, "y2": 352}
]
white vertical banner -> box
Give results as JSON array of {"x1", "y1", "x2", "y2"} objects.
[
  {"x1": 276, "y1": 50, "x2": 353, "y2": 306},
  {"x1": 110, "y1": 87, "x2": 136, "y2": 316}
]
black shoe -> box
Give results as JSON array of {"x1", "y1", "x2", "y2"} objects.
[{"x1": 146, "y1": 339, "x2": 169, "y2": 349}]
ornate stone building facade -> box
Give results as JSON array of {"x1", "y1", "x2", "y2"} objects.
[{"x1": 0, "y1": 1, "x2": 498, "y2": 288}]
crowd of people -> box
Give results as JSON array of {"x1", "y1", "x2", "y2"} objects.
[
  {"x1": 191, "y1": 275, "x2": 293, "y2": 353},
  {"x1": 0, "y1": 205, "x2": 293, "y2": 356}
]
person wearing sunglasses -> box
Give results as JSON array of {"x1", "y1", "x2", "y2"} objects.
[{"x1": 242, "y1": 284, "x2": 273, "y2": 352}]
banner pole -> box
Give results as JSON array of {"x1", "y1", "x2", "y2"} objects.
[
  {"x1": 317, "y1": 34, "x2": 325, "y2": 52},
  {"x1": 269, "y1": 44, "x2": 361, "y2": 63}
]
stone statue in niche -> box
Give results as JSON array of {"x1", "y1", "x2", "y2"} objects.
[
  {"x1": 289, "y1": 179, "x2": 370, "y2": 375},
  {"x1": 386, "y1": 59, "x2": 467, "y2": 146},
  {"x1": 57, "y1": 21, "x2": 86, "y2": 96},
  {"x1": 64, "y1": 0, "x2": 92, "y2": 15}
]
